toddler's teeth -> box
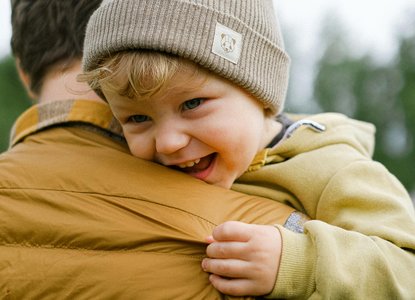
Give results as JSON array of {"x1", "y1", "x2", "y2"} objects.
[{"x1": 178, "y1": 158, "x2": 201, "y2": 168}]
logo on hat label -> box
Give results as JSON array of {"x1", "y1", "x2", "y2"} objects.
[{"x1": 212, "y1": 22, "x2": 242, "y2": 64}]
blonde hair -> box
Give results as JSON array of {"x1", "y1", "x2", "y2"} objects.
[
  {"x1": 80, "y1": 50, "x2": 276, "y2": 117},
  {"x1": 80, "y1": 51, "x2": 191, "y2": 100}
]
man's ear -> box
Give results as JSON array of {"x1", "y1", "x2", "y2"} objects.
[{"x1": 15, "y1": 58, "x2": 37, "y2": 99}]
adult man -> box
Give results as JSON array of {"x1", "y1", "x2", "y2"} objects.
[{"x1": 0, "y1": 1, "x2": 299, "y2": 298}]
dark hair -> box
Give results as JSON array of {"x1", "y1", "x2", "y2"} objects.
[{"x1": 10, "y1": 0, "x2": 102, "y2": 94}]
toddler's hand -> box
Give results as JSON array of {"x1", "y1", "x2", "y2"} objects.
[{"x1": 202, "y1": 221, "x2": 282, "y2": 296}]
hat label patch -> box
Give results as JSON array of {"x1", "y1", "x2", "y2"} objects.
[{"x1": 212, "y1": 22, "x2": 242, "y2": 64}]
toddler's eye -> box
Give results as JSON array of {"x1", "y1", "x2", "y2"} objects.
[
  {"x1": 183, "y1": 98, "x2": 204, "y2": 111},
  {"x1": 128, "y1": 115, "x2": 151, "y2": 123}
]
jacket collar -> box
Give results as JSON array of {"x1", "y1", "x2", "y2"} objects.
[{"x1": 10, "y1": 99, "x2": 123, "y2": 148}]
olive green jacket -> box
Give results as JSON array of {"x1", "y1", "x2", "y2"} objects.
[{"x1": 234, "y1": 113, "x2": 415, "y2": 299}]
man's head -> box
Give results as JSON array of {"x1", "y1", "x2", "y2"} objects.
[
  {"x1": 82, "y1": 0, "x2": 290, "y2": 116},
  {"x1": 11, "y1": 0, "x2": 102, "y2": 96}
]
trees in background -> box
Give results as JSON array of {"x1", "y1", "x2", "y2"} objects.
[
  {"x1": 0, "y1": 55, "x2": 30, "y2": 150},
  {"x1": 312, "y1": 18, "x2": 415, "y2": 194}
]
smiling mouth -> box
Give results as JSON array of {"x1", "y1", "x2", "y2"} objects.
[{"x1": 172, "y1": 153, "x2": 216, "y2": 175}]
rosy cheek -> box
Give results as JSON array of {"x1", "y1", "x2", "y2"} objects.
[
  {"x1": 127, "y1": 142, "x2": 141, "y2": 158},
  {"x1": 123, "y1": 134, "x2": 149, "y2": 160},
  {"x1": 124, "y1": 130, "x2": 143, "y2": 158}
]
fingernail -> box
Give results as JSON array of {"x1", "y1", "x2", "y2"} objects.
[{"x1": 201, "y1": 259, "x2": 207, "y2": 271}]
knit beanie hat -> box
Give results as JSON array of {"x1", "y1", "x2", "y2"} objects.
[{"x1": 83, "y1": 0, "x2": 290, "y2": 114}]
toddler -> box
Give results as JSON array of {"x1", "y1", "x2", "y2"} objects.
[{"x1": 81, "y1": 0, "x2": 415, "y2": 298}]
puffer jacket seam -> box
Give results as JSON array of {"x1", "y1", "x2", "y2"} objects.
[
  {"x1": 0, "y1": 243, "x2": 205, "y2": 260},
  {"x1": 0, "y1": 187, "x2": 218, "y2": 227}
]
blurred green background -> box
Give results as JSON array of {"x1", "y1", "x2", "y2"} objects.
[
  {"x1": 0, "y1": 14, "x2": 414, "y2": 200},
  {"x1": 282, "y1": 16, "x2": 415, "y2": 199},
  {"x1": 0, "y1": 56, "x2": 31, "y2": 148}
]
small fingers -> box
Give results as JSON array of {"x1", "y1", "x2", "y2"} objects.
[
  {"x1": 202, "y1": 258, "x2": 249, "y2": 278},
  {"x1": 212, "y1": 221, "x2": 252, "y2": 242},
  {"x1": 208, "y1": 274, "x2": 261, "y2": 296},
  {"x1": 206, "y1": 241, "x2": 247, "y2": 259}
]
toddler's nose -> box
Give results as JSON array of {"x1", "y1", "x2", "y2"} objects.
[{"x1": 155, "y1": 124, "x2": 190, "y2": 155}]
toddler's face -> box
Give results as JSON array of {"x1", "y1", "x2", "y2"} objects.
[{"x1": 103, "y1": 63, "x2": 273, "y2": 189}]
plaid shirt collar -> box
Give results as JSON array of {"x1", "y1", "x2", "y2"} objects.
[{"x1": 10, "y1": 99, "x2": 123, "y2": 148}]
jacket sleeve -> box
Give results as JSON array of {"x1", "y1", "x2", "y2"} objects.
[{"x1": 268, "y1": 160, "x2": 415, "y2": 299}]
